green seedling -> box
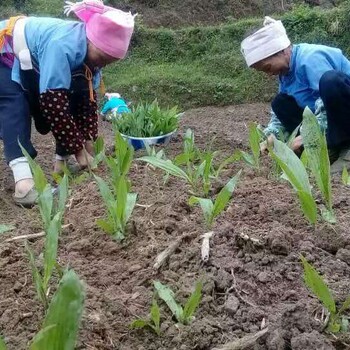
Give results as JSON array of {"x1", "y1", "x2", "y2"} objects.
[
  {"x1": 268, "y1": 124, "x2": 301, "y2": 179},
  {"x1": 342, "y1": 166, "x2": 350, "y2": 186},
  {"x1": 92, "y1": 135, "x2": 106, "y2": 167},
  {"x1": 94, "y1": 174, "x2": 137, "y2": 240},
  {"x1": 0, "y1": 270, "x2": 85, "y2": 350},
  {"x1": 115, "y1": 99, "x2": 180, "y2": 137},
  {"x1": 269, "y1": 139, "x2": 317, "y2": 224},
  {"x1": 301, "y1": 256, "x2": 350, "y2": 333},
  {"x1": 0, "y1": 225, "x2": 15, "y2": 234},
  {"x1": 234, "y1": 122, "x2": 261, "y2": 170},
  {"x1": 154, "y1": 281, "x2": 202, "y2": 325},
  {"x1": 130, "y1": 299, "x2": 161, "y2": 335},
  {"x1": 30, "y1": 270, "x2": 85, "y2": 350},
  {"x1": 20, "y1": 145, "x2": 69, "y2": 309},
  {"x1": 301, "y1": 107, "x2": 335, "y2": 223},
  {"x1": 189, "y1": 171, "x2": 241, "y2": 229},
  {"x1": 95, "y1": 132, "x2": 137, "y2": 240},
  {"x1": 0, "y1": 336, "x2": 6, "y2": 350}
]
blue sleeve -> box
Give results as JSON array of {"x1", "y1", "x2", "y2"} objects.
[
  {"x1": 39, "y1": 40, "x2": 72, "y2": 93},
  {"x1": 101, "y1": 100, "x2": 112, "y2": 114}
]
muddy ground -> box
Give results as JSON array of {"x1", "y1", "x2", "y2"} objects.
[{"x1": 1, "y1": 103, "x2": 350, "y2": 350}]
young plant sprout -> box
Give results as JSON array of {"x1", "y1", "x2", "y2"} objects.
[
  {"x1": 189, "y1": 171, "x2": 241, "y2": 229},
  {"x1": 342, "y1": 166, "x2": 350, "y2": 186},
  {"x1": 301, "y1": 256, "x2": 350, "y2": 333},
  {"x1": 154, "y1": 281, "x2": 202, "y2": 325},
  {"x1": 29, "y1": 270, "x2": 85, "y2": 350},
  {"x1": 301, "y1": 107, "x2": 335, "y2": 223},
  {"x1": 20, "y1": 145, "x2": 69, "y2": 309},
  {"x1": 234, "y1": 122, "x2": 261, "y2": 170},
  {"x1": 130, "y1": 299, "x2": 161, "y2": 335},
  {"x1": 139, "y1": 129, "x2": 239, "y2": 197},
  {"x1": 269, "y1": 139, "x2": 317, "y2": 225},
  {"x1": 94, "y1": 132, "x2": 137, "y2": 240}
]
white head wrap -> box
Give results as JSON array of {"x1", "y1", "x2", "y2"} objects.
[
  {"x1": 105, "y1": 92, "x2": 121, "y2": 99},
  {"x1": 241, "y1": 17, "x2": 291, "y2": 67}
]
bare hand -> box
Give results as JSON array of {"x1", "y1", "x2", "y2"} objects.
[
  {"x1": 75, "y1": 148, "x2": 96, "y2": 169},
  {"x1": 260, "y1": 134, "x2": 275, "y2": 154},
  {"x1": 290, "y1": 135, "x2": 303, "y2": 152}
]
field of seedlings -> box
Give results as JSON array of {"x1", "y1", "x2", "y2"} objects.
[{"x1": 1, "y1": 103, "x2": 350, "y2": 350}]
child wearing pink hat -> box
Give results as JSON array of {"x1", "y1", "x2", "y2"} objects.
[{"x1": 0, "y1": 0, "x2": 135, "y2": 206}]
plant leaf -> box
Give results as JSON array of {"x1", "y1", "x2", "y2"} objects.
[
  {"x1": 213, "y1": 170, "x2": 241, "y2": 218},
  {"x1": 183, "y1": 281, "x2": 202, "y2": 324},
  {"x1": 150, "y1": 299, "x2": 161, "y2": 333},
  {"x1": 19, "y1": 143, "x2": 48, "y2": 194},
  {"x1": 301, "y1": 256, "x2": 336, "y2": 315},
  {"x1": 25, "y1": 242, "x2": 47, "y2": 308},
  {"x1": 270, "y1": 139, "x2": 317, "y2": 224},
  {"x1": 30, "y1": 270, "x2": 85, "y2": 350},
  {"x1": 96, "y1": 218, "x2": 114, "y2": 235},
  {"x1": 342, "y1": 166, "x2": 350, "y2": 186},
  {"x1": 125, "y1": 193, "x2": 137, "y2": 223},
  {"x1": 189, "y1": 197, "x2": 214, "y2": 228},
  {"x1": 0, "y1": 336, "x2": 7, "y2": 350},
  {"x1": 57, "y1": 174, "x2": 69, "y2": 215},
  {"x1": 154, "y1": 281, "x2": 183, "y2": 323},
  {"x1": 130, "y1": 319, "x2": 149, "y2": 329},
  {"x1": 43, "y1": 213, "x2": 62, "y2": 292},
  {"x1": 301, "y1": 108, "x2": 334, "y2": 218},
  {"x1": 139, "y1": 157, "x2": 190, "y2": 182},
  {"x1": 0, "y1": 225, "x2": 15, "y2": 234},
  {"x1": 248, "y1": 122, "x2": 260, "y2": 168},
  {"x1": 337, "y1": 295, "x2": 350, "y2": 317}
]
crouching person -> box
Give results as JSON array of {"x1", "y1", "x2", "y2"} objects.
[
  {"x1": 100, "y1": 92, "x2": 130, "y2": 121},
  {"x1": 241, "y1": 16, "x2": 350, "y2": 173},
  {"x1": 0, "y1": 1, "x2": 135, "y2": 206}
]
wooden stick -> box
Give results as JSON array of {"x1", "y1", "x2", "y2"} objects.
[
  {"x1": 5, "y1": 224, "x2": 72, "y2": 242},
  {"x1": 154, "y1": 231, "x2": 197, "y2": 269},
  {"x1": 211, "y1": 328, "x2": 269, "y2": 350}
]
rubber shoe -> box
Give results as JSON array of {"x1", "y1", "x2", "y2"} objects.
[
  {"x1": 13, "y1": 187, "x2": 38, "y2": 208},
  {"x1": 330, "y1": 148, "x2": 350, "y2": 174}
]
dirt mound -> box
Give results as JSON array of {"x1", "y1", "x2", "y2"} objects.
[{"x1": 1, "y1": 103, "x2": 350, "y2": 349}]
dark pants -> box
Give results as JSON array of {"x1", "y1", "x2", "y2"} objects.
[
  {"x1": 0, "y1": 61, "x2": 92, "y2": 162},
  {"x1": 0, "y1": 62, "x2": 37, "y2": 163},
  {"x1": 272, "y1": 70, "x2": 350, "y2": 150}
]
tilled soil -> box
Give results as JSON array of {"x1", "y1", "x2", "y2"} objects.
[{"x1": 1, "y1": 103, "x2": 350, "y2": 350}]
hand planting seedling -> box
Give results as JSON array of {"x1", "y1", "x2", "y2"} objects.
[
  {"x1": 20, "y1": 145, "x2": 69, "y2": 309},
  {"x1": 0, "y1": 270, "x2": 85, "y2": 350},
  {"x1": 94, "y1": 132, "x2": 137, "y2": 240},
  {"x1": 130, "y1": 299, "x2": 161, "y2": 335},
  {"x1": 115, "y1": 99, "x2": 180, "y2": 137},
  {"x1": 154, "y1": 281, "x2": 202, "y2": 325},
  {"x1": 301, "y1": 107, "x2": 335, "y2": 223},
  {"x1": 189, "y1": 171, "x2": 241, "y2": 229},
  {"x1": 301, "y1": 256, "x2": 350, "y2": 333}
]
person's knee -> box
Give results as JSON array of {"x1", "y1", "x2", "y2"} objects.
[{"x1": 319, "y1": 70, "x2": 349, "y2": 99}]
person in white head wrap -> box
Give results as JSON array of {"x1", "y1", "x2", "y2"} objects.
[
  {"x1": 241, "y1": 17, "x2": 350, "y2": 174},
  {"x1": 101, "y1": 92, "x2": 130, "y2": 121}
]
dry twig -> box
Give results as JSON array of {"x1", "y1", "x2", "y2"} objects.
[
  {"x1": 154, "y1": 231, "x2": 197, "y2": 269},
  {"x1": 211, "y1": 327, "x2": 269, "y2": 350},
  {"x1": 5, "y1": 223, "x2": 72, "y2": 242}
]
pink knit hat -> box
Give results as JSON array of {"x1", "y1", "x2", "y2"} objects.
[{"x1": 64, "y1": 0, "x2": 135, "y2": 59}]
